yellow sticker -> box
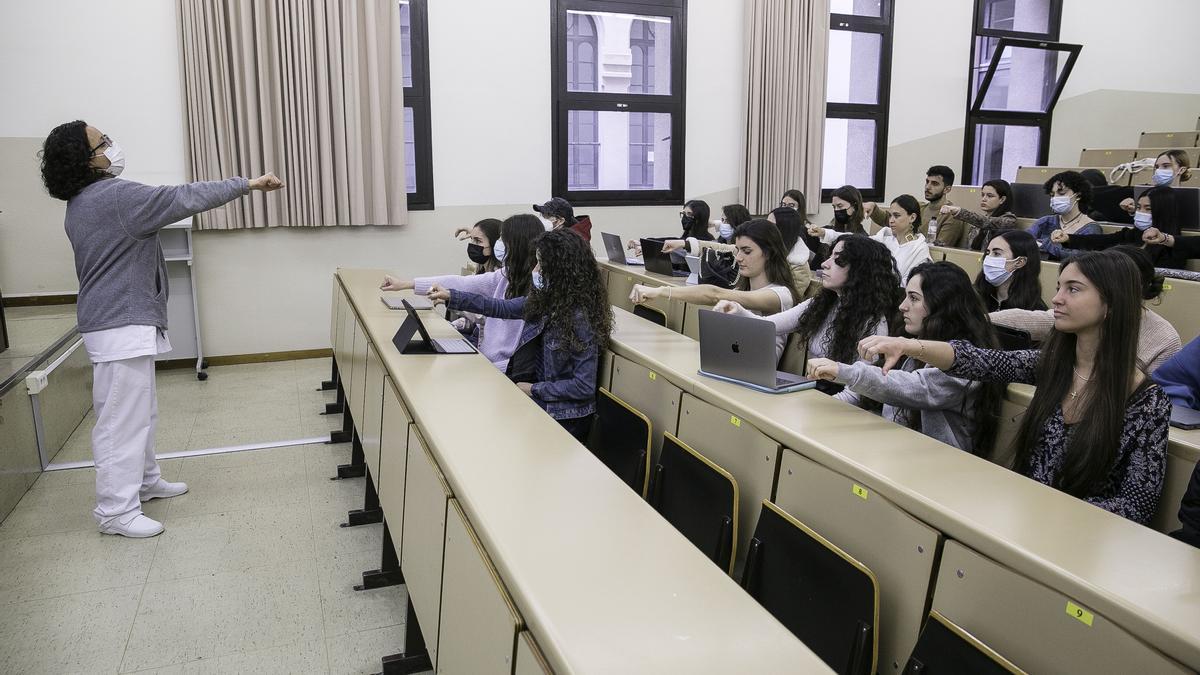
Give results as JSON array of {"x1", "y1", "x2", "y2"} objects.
[
  {"x1": 648, "y1": 371, "x2": 657, "y2": 381},
  {"x1": 730, "y1": 415, "x2": 742, "y2": 428},
  {"x1": 852, "y1": 484, "x2": 869, "y2": 500},
  {"x1": 1163, "y1": 283, "x2": 1173, "y2": 291},
  {"x1": 1066, "y1": 601, "x2": 1094, "y2": 627}
]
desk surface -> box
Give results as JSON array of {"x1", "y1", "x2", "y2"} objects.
[
  {"x1": 599, "y1": 259, "x2": 689, "y2": 287},
  {"x1": 338, "y1": 269, "x2": 829, "y2": 674},
  {"x1": 605, "y1": 306, "x2": 1200, "y2": 670}
]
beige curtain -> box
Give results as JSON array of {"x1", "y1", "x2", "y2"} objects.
[
  {"x1": 178, "y1": 0, "x2": 407, "y2": 229},
  {"x1": 741, "y1": 0, "x2": 829, "y2": 216}
]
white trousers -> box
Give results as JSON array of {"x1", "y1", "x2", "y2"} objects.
[{"x1": 91, "y1": 354, "x2": 162, "y2": 525}]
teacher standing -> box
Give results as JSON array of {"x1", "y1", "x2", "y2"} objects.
[{"x1": 40, "y1": 120, "x2": 284, "y2": 538}]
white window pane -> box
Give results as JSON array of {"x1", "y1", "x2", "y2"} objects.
[
  {"x1": 977, "y1": 45, "x2": 1067, "y2": 113},
  {"x1": 821, "y1": 118, "x2": 876, "y2": 190},
  {"x1": 826, "y1": 31, "x2": 881, "y2": 104},
  {"x1": 973, "y1": 124, "x2": 1040, "y2": 183},
  {"x1": 569, "y1": 110, "x2": 671, "y2": 191},
  {"x1": 830, "y1": 0, "x2": 882, "y2": 17},
  {"x1": 404, "y1": 107, "x2": 416, "y2": 193},
  {"x1": 399, "y1": 2, "x2": 412, "y2": 88},
  {"x1": 566, "y1": 10, "x2": 671, "y2": 95}
]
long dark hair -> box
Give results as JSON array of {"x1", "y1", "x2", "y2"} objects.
[
  {"x1": 501, "y1": 214, "x2": 545, "y2": 298},
  {"x1": 831, "y1": 185, "x2": 866, "y2": 234},
  {"x1": 40, "y1": 120, "x2": 110, "y2": 201},
  {"x1": 904, "y1": 262, "x2": 1004, "y2": 456},
  {"x1": 974, "y1": 230, "x2": 1046, "y2": 311},
  {"x1": 794, "y1": 234, "x2": 899, "y2": 363},
  {"x1": 781, "y1": 189, "x2": 810, "y2": 223},
  {"x1": 1014, "y1": 251, "x2": 1144, "y2": 497},
  {"x1": 474, "y1": 218, "x2": 503, "y2": 272},
  {"x1": 525, "y1": 229, "x2": 614, "y2": 352},
  {"x1": 1110, "y1": 244, "x2": 1165, "y2": 302},
  {"x1": 731, "y1": 219, "x2": 802, "y2": 305},
  {"x1": 983, "y1": 179, "x2": 1013, "y2": 217},
  {"x1": 722, "y1": 203, "x2": 753, "y2": 228},
  {"x1": 1143, "y1": 185, "x2": 1181, "y2": 238},
  {"x1": 889, "y1": 195, "x2": 921, "y2": 238},
  {"x1": 684, "y1": 199, "x2": 711, "y2": 238},
  {"x1": 769, "y1": 206, "x2": 803, "y2": 251}
]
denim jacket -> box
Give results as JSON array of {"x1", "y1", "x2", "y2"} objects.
[{"x1": 447, "y1": 289, "x2": 598, "y2": 420}]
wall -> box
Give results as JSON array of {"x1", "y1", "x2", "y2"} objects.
[{"x1": 0, "y1": 0, "x2": 743, "y2": 356}]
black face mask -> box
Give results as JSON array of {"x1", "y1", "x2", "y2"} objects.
[
  {"x1": 467, "y1": 243, "x2": 490, "y2": 265},
  {"x1": 680, "y1": 214, "x2": 695, "y2": 230},
  {"x1": 833, "y1": 208, "x2": 852, "y2": 226}
]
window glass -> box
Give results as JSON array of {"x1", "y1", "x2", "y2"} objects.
[
  {"x1": 826, "y1": 31, "x2": 882, "y2": 105},
  {"x1": 972, "y1": 123, "x2": 1040, "y2": 183},
  {"x1": 568, "y1": 110, "x2": 672, "y2": 191},
  {"x1": 566, "y1": 10, "x2": 671, "y2": 95},
  {"x1": 822, "y1": 118, "x2": 877, "y2": 190}
]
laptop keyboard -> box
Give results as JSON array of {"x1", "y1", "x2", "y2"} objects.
[{"x1": 434, "y1": 339, "x2": 475, "y2": 354}]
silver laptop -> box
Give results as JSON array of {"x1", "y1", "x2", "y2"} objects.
[
  {"x1": 602, "y1": 231, "x2": 643, "y2": 265},
  {"x1": 381, "y1": 294, "x2": 433, "y2": 310},
  {"x1": 697, "y1": 309, "x2": 815, "y2": 394}
]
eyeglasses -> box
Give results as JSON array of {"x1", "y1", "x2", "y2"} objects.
[
  {"x1": 90, "y1": 134, "x2": 112, "y2": 155},
  {"x1": 778, "y1": 201, "x2": 799, "y2": 209}
]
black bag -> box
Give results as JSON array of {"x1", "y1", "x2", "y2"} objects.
[{"x1": 699, "y1": 247, "x2": 738, "y2": 287}]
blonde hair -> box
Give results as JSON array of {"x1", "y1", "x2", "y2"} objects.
[{"x1": 1159, "y1": 149, "x2": 1194, "y2": 182}]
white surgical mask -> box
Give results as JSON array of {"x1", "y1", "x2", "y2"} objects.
[
  {"x1": 493, "y1": 239, "x2": 507, "y2": 262},
  {"x1": 102, "y1": 141, "x2": 126, "y2": 177},
  {"x1": 1049, "y1": 195, "x2": 1073, "y2": 214},
  {"x1": 1133, "y1": 211, "x2": 1153, "y2": 230},
  {"x1": 532, "y1": 270, "x2": 544, "y2": 290},
  {"x1": 718, "y1": 223, "x2": 735, "y2": 239},
  {"x1": 538, "y1": 216, "x2": 555, "y2": 231},
  {"x1": 1152, "y1": 168, "x2": 1176, "y2": 186},
  {"x1": 982, "y1": 255, "x2": 1012, "y2": 287}
]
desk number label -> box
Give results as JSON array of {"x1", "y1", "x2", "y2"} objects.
[
  {"x1": 1066, "y1": 602, "x2": 1094, "y2": 626},
  {"x1": 852, "y1": 484, "x2": 869, "y2": 500},
  {"x1": 730, "y1": 415, "x2": 741, "y2": 428},
  {"x1": 648, "y1": 371, "x2": 657, "y2": 381}
]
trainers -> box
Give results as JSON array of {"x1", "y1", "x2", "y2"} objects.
[
  {"x1": 100, "y1": 513, "x2": 164, "y2": 538},
  {"x1": 140, "y1": 479, "x2": 189, "y2": 502}
]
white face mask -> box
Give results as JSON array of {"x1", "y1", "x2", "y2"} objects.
[
  {"x1": 537, "y1": 216, "x2": 555, "y2": 231},
  {"x1": 102, "y1": 141, "x2": 126, "y2": 177},
  {"x1": 718, "y1": 223, "x2": 735, "y2": 239},
  {"x1": 532, "y1": 270, "x2": 545, "y2": 290},
  {"x1": 1049, "y1": 195, "x2": 1073, "y2": 215},
  {"x1": 982, "y1": 255, "x2": 1013, "y2": 287},
  {"x1": 1133, "y1": 211, "x2": 1153, "y2": 230},
  {"x1": 493, "y1": 239, "x2": 507, "y2": 262},
  {"x1": 1152, "y1": 168, "x2": 1176, "y2": 186}
]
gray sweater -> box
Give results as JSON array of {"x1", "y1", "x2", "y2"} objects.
[
  {"x1": 834, "y1": 358, "x2": 981, "y2": 452},
  {"x1": 65, "y1": 177, "x2": 249, "y2": 333}
]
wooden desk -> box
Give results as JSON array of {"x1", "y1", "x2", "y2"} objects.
[
  {"x1": 599, "y1": 259, "x2": 690, "y2": 332},
  {"x1": 334, "y1": 269, "x2": 829, "y2": 673},
  {"x1": 605, "y1": 306, "x2": 1200, "y2": 672}
]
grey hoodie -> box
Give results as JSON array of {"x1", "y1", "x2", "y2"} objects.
[{"x1": 834, "y1": 358, "x2": 981, "y2": 452}]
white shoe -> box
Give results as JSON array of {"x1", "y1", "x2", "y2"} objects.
[
  {"x1": 140, "y1": 479, "x2": 189, "y2": 502},
  {"x1": 100, "y1": 513, "x2": 164, "y2": 538}
]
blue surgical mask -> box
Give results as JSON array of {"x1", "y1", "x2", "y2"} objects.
[
  {"x1": 1133, "y1": 211, "x2": 1153, "y2": 230},
  {"x1": 1152, "y1": 168, "x2": 1176, "y2": 186},
  {"x1": 493, "y1": 240, "x2": 507, "y2": 262},
  {"x1": 1049, "y1": 195, "x2": 1074, "y2": 214},
  {"x1": 982, "y1": 255, "x2": 1013, "y2": 286},
  {"x1": 718, "y1": 223, "x2": 734, "y2": 239},
  {"x1": 531, "y1": 270, "x2": 544, "y2": 290}
]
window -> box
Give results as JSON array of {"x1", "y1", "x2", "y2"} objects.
[
  {"x1": 400, "y1": 0, "x2": 433, "y2": 209},
  {"x1": 553, "y1": 0, "x2": 686, "y2": 206},
  {"x1": 822, "y1": 1, "x2": 894, "y2": 202},
  {"x1": 961, "y1": 0, "x2": 1080, "y2": 185}
]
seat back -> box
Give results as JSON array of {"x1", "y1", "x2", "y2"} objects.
[
  {"x1": 1138, "y1": 131, "x2": 1200, "y2": 149},
  {"x1": 904, "y1": 610, "x2": 1026, "y2": 674},
  {"x1": 649, "y1": 432, "x2": 738, "y2": 574},
  {"x1": 633, "y1": 303, "x2": 667, "y2": 326},
  {"x1": 587, "y1": 388, "x2": 652, "y2": 496},
  {"x1": 741, "y1": 500, "x2": 879, "y2": 675},
  {"x1": 994, "y1": 325, "x2": 1032, "y2": 350}
]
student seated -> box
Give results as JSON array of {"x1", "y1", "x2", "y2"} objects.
[
  {"x1": 811, "y1": 194, "x2": 932, "y2": 285},
  {"x1": 826, "y1": 185, "x2": 871, "y2": 235},
  {"x1": 458, "y1": 218, "x2": 503, "y2": 273},
  {"x1": 807, "y1": 262, "x2": 1004, "y2": 455},
  {"x1": 627, "y1": 199, "x2": 712, "y2": 255},
  {"x1": 716, "y1": 203, "x2": 753, "y2": 243},
  {"x1": 864, "y1": 165, "x2": 962, "y2": 247},
  {"x1": 1054, "y1": 186, "x2": 1189, "y2": 268},
  {"x1": 381, "y1": 214, "x2": 544, "y2": 372},
  {"x1": 533, "y1": 197, "x2": 592, "y2": 241},
  {"x1": 974, "y1": 230, "x2": 1046, "y2": 312},
  {"x1": 630, "y1": 220, "x2": 801, "y2": 359},
  {"x1": 860, "y1": 250, "x2": 1170, "y2": 524},
  {"x1": 1142, "y1": 226, "x2": 1200, "y2": 259},
  {"x1": 779, "y1": 188, "x2": 805, "y2": 211},
  {"x1": 940, "y1": 179, "x2": 1018, "y2": 250},
  {"x1": 1028, "y1": 170, "x2": 1101, "y2": 260},
  {"x1": 429, "y1": 229, "x2": 611, "y2": 442},
  {"x1": 714, "y1": 234, "x2": 898, "y2": 391},
  {"x1": 991, "y1": 245, "x2": 1181, "y2": 373},
  {"x1": 1120, "y1": 151, "x2": 1194, "y2": 218},
  {"x1": 663, "y1": 208, "x2": 817, "y2": 293}
]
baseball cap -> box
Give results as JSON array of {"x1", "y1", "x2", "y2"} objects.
[{"x1": 533, "y1": 197, "x2": 577, "y2": 225}]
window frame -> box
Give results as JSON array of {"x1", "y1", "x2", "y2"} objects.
[
  {"x1": 403, "y1": 0, "x2": 434, "y2": 210},
  {"x1": 821, "y1": 2, "x2": 895, "y2": 204},
  {"x1": 551, "y1": 0, "x2": 687, "y2": 207},
  {"x1": 960, "y1": 0, "x2": 1069, "y2": 185}
]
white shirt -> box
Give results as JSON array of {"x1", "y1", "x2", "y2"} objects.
[{"x1": 82, "y1": 325, "x2": 173, "y2": 363}]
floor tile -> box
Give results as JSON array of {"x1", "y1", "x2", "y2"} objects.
[
  {"x1": 121, "y1": 559, "x2": 325, "y2": 673},
  {"x1": 0, "y1": 529, "x2": 157, "y2": 605},
  {"x1": 317, "y1": 547, "x2": 406, "y2": 638},
  {"x1": 0, "y1": 584, "x2": 141, "y2": 675},
  {"x1": 0, "y1": 480, "x2": 169, "y2": 540},
  {"x1": 326, "y1": 625, "x2": 414, "y2": 675},
  {"x1": 131, "y1": 638, "x2": 329, "y2": 675},
  {"x1": 165, "y1": 455, "x2": 308, "y2": 519}
]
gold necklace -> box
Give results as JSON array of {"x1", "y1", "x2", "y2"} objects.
[{"x1": 1069, "y1": 367, "x2": 1091, "y2": 399}]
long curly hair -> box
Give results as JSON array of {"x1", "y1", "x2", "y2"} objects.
[
  {"x1": 903, "y1": 262, "x2": 1004, "y2": 456},
  {"x1": 794, "y1": 234, "x2": 900, "y2": 364},
  {"x1": 40, "y1": 120, "x2": 110, "y2": 201},
  {"x1": 501, "y1": 214, "x2": 545, "y2": 298},
  {"x1": 524, "y1": 229, "x2": 613, "y2": 352}
]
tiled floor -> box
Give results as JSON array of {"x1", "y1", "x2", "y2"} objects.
[{"x1": 0, "y1": 358, "x2": 418, "y2": 674}]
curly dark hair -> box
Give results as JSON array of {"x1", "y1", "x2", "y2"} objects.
[
  {"x1": 793, "y1": 234, "x2": 900, "y2": 364},
  {"x1": 1042, "y1": 170, "x2": 1094, "y2": 213},
  {"x1": 524, "y1": 229, "x2": 614, "y2": 352},
  {"x1": 40, "y1": 120, "x2": 110, "y2": 201}
]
